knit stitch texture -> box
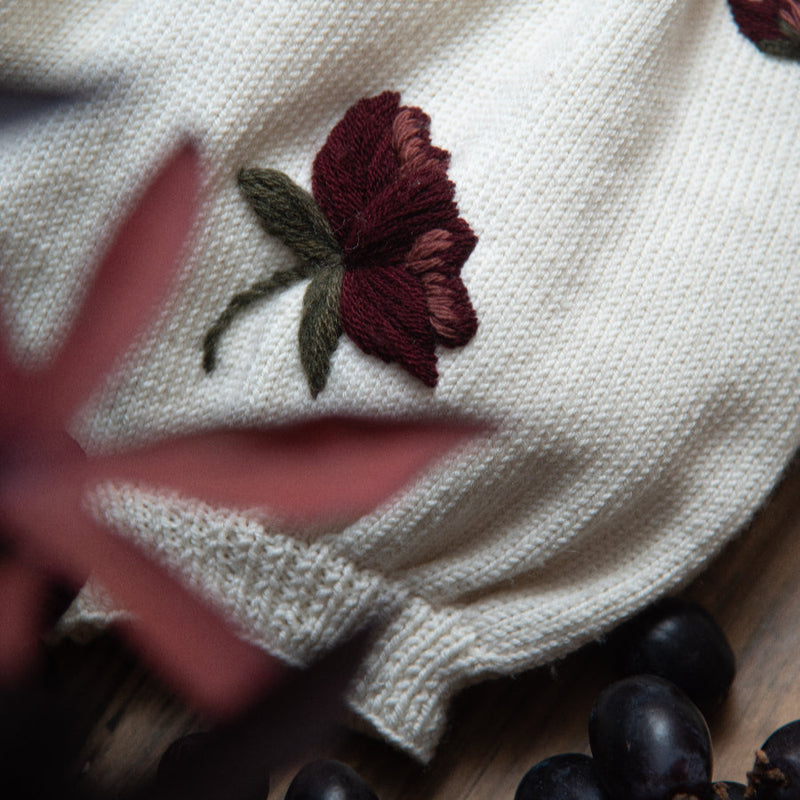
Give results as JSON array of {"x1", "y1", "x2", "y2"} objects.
[{"x1": 2, "y1": 0, "x2": 800, "y2": 761}]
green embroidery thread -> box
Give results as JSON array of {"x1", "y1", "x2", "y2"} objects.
[
  {"x1": 237, "y1": 168, "x2": 341, "y2": 265},
  {"x1": 298, "y1": 264, "x2": 345, "y2": 398},
  {"x1": 202, "y1": 168, "x2": 344, "y2": 377}
]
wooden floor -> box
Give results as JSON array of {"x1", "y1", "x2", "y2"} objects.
[{"x1": 48, "y1": 454, "x2": 800, "y2": 800}]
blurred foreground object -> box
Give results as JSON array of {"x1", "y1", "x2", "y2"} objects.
[
  {"x1": 0, "y1": 142, "x2": 283, "y2": 712},
  {"x1": 0, "y1": 139, "x2": 476, "y2": 712}
]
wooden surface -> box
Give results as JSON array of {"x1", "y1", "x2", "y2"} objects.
[{"x1": 47, "y1": 453, "x2": 800, "y2": 800}]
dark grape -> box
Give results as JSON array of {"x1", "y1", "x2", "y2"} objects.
[
  {"x1": 748, "y1": 720, "x2": 800, "y2": 800},
  {"x1": 711, "y1": 782, "x2": 747, "y2": 800},
  {"x1": 611, "y1": 598, "x2": 735, "y2": 708},
  {"x1": 156, "y1": 732, "x2": 211, "y2": 784},
  {"x1": 514, "y1": 753, "x2": 611, "y2": 800},
  {"x1": 589, "y1": 675, "x2": 712, "y2": 800},
  {"x1": 285, "y1": 760, "x2": 378, "y2": 800}
]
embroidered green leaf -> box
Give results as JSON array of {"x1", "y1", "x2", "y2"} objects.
[
  {"x1": 779, "y1": 15, "x2": 800, "y2": 45},
  {"x1": 759, "y1": 37, "x2": 800, "y2": 58},
  {"x1": 298, "y1": 263, "x2": 344, "y2": 398},
  {"x1": 238, "y1": 168, "x2": 341, "y2": 267}
]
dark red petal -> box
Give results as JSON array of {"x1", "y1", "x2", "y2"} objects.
[
  {"x1": 29, "y1": 142, "x2": 199, "y2": 430},
  {"x1": 340, "y1": 266, "x2": 438, "y2": 385},
  {"x1": 342, "y1": 164, "x2": 458, "y2": 269},
  {"x1": 312, "y1": 92, "x2": 401, "y2": 243},
  {"x1": 435, "y1": 216, "x2": 478, "y2": 276},
  {"x1": 2, "y1": 469, "x2": 281, "y2": 716},
  {"x1": 729, "y1": 0, "x2": 783, "y2": 42}
]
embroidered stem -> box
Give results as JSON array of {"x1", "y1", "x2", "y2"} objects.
[{"x1": 202, "y1": 267, "x2": 307, "y2": 372}]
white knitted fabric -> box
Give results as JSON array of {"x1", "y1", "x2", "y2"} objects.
[{"x1": 2, "y1": 0, "x2": 800, "y2": 761}]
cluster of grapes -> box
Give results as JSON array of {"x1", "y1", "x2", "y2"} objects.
[
  {"x1": 154, "y1": 598, "x2": 800, "y2": 800},
  {"x1": 514, "y1": 599, "x2": 800, "y2": 800}
]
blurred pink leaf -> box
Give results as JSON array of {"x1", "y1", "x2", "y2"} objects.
[
  {"x1": 27, "y1": 142, "x2": 199, "y2": 431},
  {"x1": 1, "y1": 143, "x2": 286, "y2": 714},
  {"x1": 0, "y1": 338, "x2": 26, "y2": 424},
  {"x1": 0, "y1": 138, "x2": 485, "y2": 719},
  {"x1": 91, "y1": 416, "x2": 483, "y2": 526},
  {"x1": 3, "y1": 470, "x2": 279, "y2": 714},
  {"x1": 0, "y1": 555, "x2": 45, "y2": 682}
]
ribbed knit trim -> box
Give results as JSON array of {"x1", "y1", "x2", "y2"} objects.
[
  {"x1": 347, "y1": 599, "x2": 479, "y2": 761},
  {"x1": 59, "y1": 486, "x2": 485, "y2": 761}
]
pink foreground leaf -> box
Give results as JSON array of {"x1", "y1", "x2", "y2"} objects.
[
  {"x1": 0, "y1": 335, "x2": 27, "y2": 425},
  {"x1": 29, "y1": 142, "x2": 200, "y2": 429},
  {"x1": 0, "y1": 130, "x2": 486, "y2": 715},
  {"x1": 0, "y1": 555, "x2": 45, "y2": 682},
  {"x1": 90, "y1": 416, "x2": 486, "y2": 526},
  {"x1": 2, "y1": 469, "x2": 282, "y2": 715}
]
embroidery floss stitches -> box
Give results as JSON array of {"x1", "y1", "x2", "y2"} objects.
[
  {"x1": 728, "y1": 0, "x2": 800, "y2": 58},
  {"x1": 202, "y1": 91, "x2": 478, "y2": 397}
]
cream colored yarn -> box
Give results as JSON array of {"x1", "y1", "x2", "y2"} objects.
[{"x1": 2, "y1": 0, "x2": 800, "y2": 761}]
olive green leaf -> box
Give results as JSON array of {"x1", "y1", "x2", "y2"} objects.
[
  {"x1": 778, "y1": 17, "x2": 800, "y2": 45},
  {"x1": 759, "y1": 38, "x2": 800, "y2": 58},
  {"x1": 203, "y1": 169, "x2": 343, "y2": 374},
  {"x1": 238, "y1": 168, "x2": 341, "y2": 267},
  {"x1": 298, "y1": 263, "x2": 344, "y2": 398}
]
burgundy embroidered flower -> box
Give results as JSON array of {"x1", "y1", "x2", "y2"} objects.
[
  {"x1": 203, "y1": 91, "x2": 478, "y2": 397},
  {"x1": 729, "y1": 0, "x2": 800, "y2": 58}
]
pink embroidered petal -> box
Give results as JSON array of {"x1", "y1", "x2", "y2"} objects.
[
  {"x1": 2, "y1": 470, "x2": 281, "y2": 716},
  {"x1": 312, "y1": 91, "x2": 401, "y2": 241},
  {"x1": 781, "y1": 0, "x2": 800, "y2": 36},
  {"x1": 340, "y1": 266, "x2": 438, "y2": 385},
  {"x1": 404, "y1": 225, "x2": 478, "y2": 346},
  {"x1": 30, "y1": 143, "x2": 199, "y2": 429},
  {"x1": 420, "y1": 273, "x2": 477, "y2": 347},
  {"x1": 392, "y1": 105, "x2": 449, "y2": 175},
  {"x1": 88, "y1": 417, "x2": 481, "y2": 525}
]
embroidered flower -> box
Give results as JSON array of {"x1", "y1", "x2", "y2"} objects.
[
  {"x1": 729, "y1": 0, "x2": 800, "y2": 58},
  {"x1": 203, "y1": 91, "x2": 478, "y2": 397}
]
